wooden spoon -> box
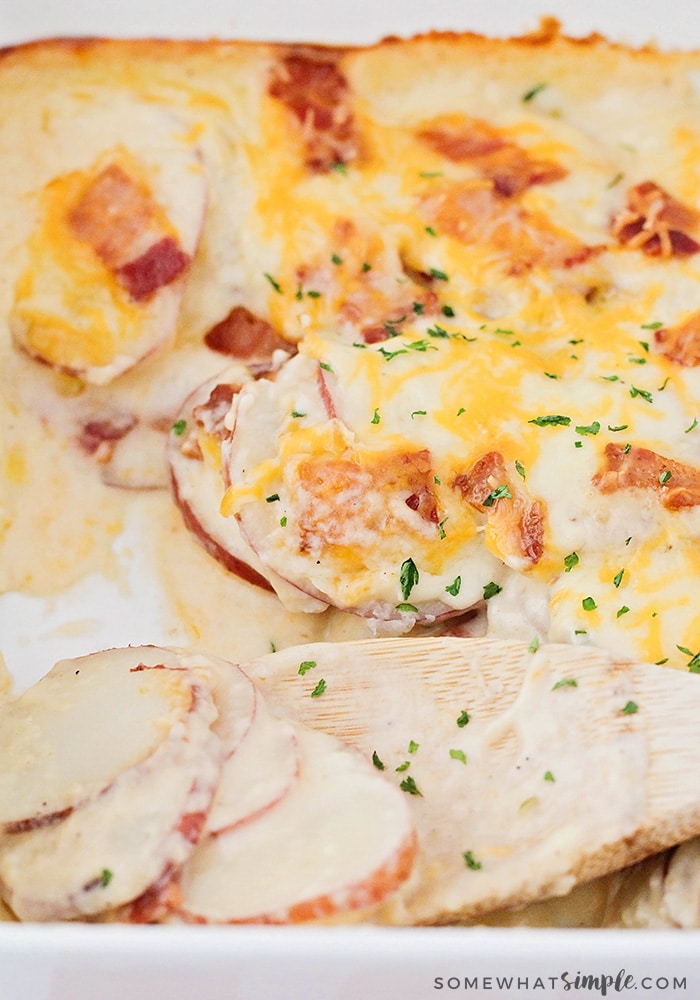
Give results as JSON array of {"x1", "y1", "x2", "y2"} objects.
[{"x1": 240, "y1": 635, "x2": 700, "y2": 925}]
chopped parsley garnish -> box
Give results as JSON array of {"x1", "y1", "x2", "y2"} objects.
[
  {"x1": 395, "y1": 761, "x2": 411, "y2": 772},
  {"x1": 378, "y1": 345, "x2": 408, "y2": 361},
  {"x1": 264, "y1": 272, "x2": 283, "y2": 293},
  {"x1": 331, "y1": 252, "x2": 343, "y2": 265},
  {"x1": 371, "y1": 407, "x2": 381, "y2": 425},
  {"x1": 362, "y1": 261, "x2": 372, "y2": 272},
  {"x1": 396, "y1": 602, "x2": 419, "y2": 613},
  {"x1": 608, "y1": 424, "x2": 629, "y2": 432},
  {"x1": 100, "y1": 868, "x2": 113, "y2": 888},
  {"x1": 616, "y1": 605, "x2": 630, "y2": 618},
  {"x1": 427, "y1": 324, "x2": 450, "y2": 338},
  {"x1": 291, "y1": 410, "x2": 306, "y2": 418},
  {"x1": 641, "y1": 321, "x2": 664, "y2": 330},
  {"x1": 620, "y1": 700, "x2": 638, "y2": 715},
  {"x1": 419, "y1": 170, "x2": 444, "y2": 178},
  {"x1": 445, "y1": 576, "x2": 462, "y2": 597},
  {"x1": 408, "y1": 740, "x2": 419, "y2": 754},
  {"x1": 450, "y1": 749, "x2": 467, "y2": 764},
  {"x1": 306, "y1": 289, "x2": 321, "y2": 299},
  {"x1": 564, "y1": 552, "x2": 579, "y2": 573},
  {"x1": 411, "y1": 409, "x2": 427, "y2": 418},
  {"x1": 515, "y1": 460, "x2": 526, "y2": 480},
  {"x1": 685, "y1": 417, "x2": 698, "y2": 434},
  {"x1": 400, "y1": 776, "x2": 422, "y2": 796},
  {"x1": 552, "y1": 677, "x2": 578, "y2": 690},
  {"x1": 483, "y1": 581, "x2": 502, "y2": 600},
  {"x1": 456, "y1": 710, "x2": 470, "y2": 728},
  {"x1": 528, "y1": 414, "x2": 571, "y2": 427},
  {"x1": 330, "y1": 161, "x2": 348, "y2": 175},
  {"x1": 462, "y1": 850, "x2": 482, "y2": 870},
  {"x1": 613, "y1": 568, "x2": 625, "y2": 588},
  {"x1": 372, "y1": 751, "x2": 385, "y2": 770},
  {"x1": 574, "y1": 421, "x2": 601, "y2": 436},
  {"x1": 400, "y1": 557, "x2": 419, "y2": 600},
  {"x1": 582, "y1": 596, "x2": 598, "y2": 611},
  {"x1": 659, "y1": 470, "x2": 672, "y2": 484},
  {"x1": 425, "y1": 225, "x2": 438, "y2": 237},
  {"x1": 429, "y1": 267, "x2": 449, "y2": 281},
  {"x1": 280, "y1": 516, "x2": 287, "y2": 527},
  {"x1": 298, "y1": 660, "x2": 316, "y2": 675},
  {"x1": 522, "y1": 82, "x2": 548, "y2": 102},
  {"x1": 629, "y1": 385, "x2": 653, "y2": 403},
  {"x1": 441, "y1": 304, "x2": 455, "y2": 318},
  {"x1": 265, "y1": 493, "x2": 280, "y2": 503},
  {"x1": 544, "y1": 771, "x2": 555, "y2": 783},
  {"x1": 171, "y1": 418, "x2": 187, "y2": 435},
  {"x1": 310, "y1": 679, "x2": 326, "y2": 698},
  {"x1": 319, "y1": 362, "x2": 333, "y2": 372},
  {"x1": 413, "y1": 301, "x2": 425, "y2": 315},
  {"x1": 677, "y1": 646, "x2": 700, "y2": 671},
  {"x1": 528, "y1": 637, "x2": 540, "y2": 654},
  {"x1": 483, "y1": 484, "x2": 513, "y2": 507},
  {"x1": 544, "y1": 371, "x2": 560, "y2": 380}
]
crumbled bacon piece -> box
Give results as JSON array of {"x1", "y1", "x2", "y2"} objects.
[
  {"x1": 204, "y1": 306, "x2": 293, "y2": 363},
  {"x1": 419, "y1": 117, "x2": 567, "y2": 197},
  {"x1": 654, "y1": 311, "x2": 700, "y2": 367},
  {"x1": 296, "y1": 447, "x2": 440, "y2": 554},
  {"x1": 611, "y1": 181, "x2": 700, "y2": 259},
  {"x1": 192, "y1": 383, "x2": 238, "y2": 442},
  {"x1": 421, "y1": 183, "x2": 601, "y2": 275},
  {"x1": 78, "y1": 413, "x2": 137, "y2": 462},
  {"x1": 593, "y1": 442, "x2": 700, "y2": 510},
  {"x1": 68, "y1": 164, "x2": 190, "y2": 299},
  {"x1": 268, "y1": 47, "x2": 359, "y2": 172},
  {"x1": 454, "y1": 451, "x2": 545, "y2": 564}
]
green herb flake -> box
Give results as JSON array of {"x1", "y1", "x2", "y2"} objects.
[
  {"x1": 441, "y1": 304, "x2": 455, "y2": 318},
  {"x1": 552, "y1": 677, "x2": 578, "y2": 690},
  {"x1": 659, "y1": 470, "x2": 672, "y2": 484},
  {"x1": 372, "y1": 751, "x2": 385, "y2": 770},
  {"x1": 515, "y1": 460, "x2": 526, "y2": 480},
  {"x1": 399, "y1": 557, "x2": 419, "y2": 601},
  {"x1": 462, "y1": 850, "x2": 482, "y2": 870},
  {"x1": 582, "y1": 596, "x2": 598, "y2": 611},
  {"x1": 264, "y1": 272, "x2": 283, "y2": 294},
  {"x1": 408, "y1": 740, "x2": 419, "y2": 754},
  {"x1": 522, "y1": 82, "x2": 547, "y2": 102},
  {"x1": 331, "y1": 252, "x2": 343, "y2": 265},
  {"x1": 419, "y1": 170, "x2": 444, "y2": 178},
  {"x1": 395, "y1": 761, "x2": 411, "y2": 772},
  {"x1": 319, "y1": 361, "x2": 333, "y2": 372},
  {"x1": 456, "y1": 710, "x2": 470, "y2": 728},
  {"x1": 613, "y1": 568, "x2": 625, "y2": 588},
  {"x1": 543, "y1": 771, "x2": 555, "y2": 783},
  {"x1": 620, "y1": 700, "x2": 638, "y2": 715},
  {"x1": 429, "y1": 268, "x2": 449, "y2": 281},
  {"x1": 528, "y1": 414, "x2": 571, "y2": 427},
  {"x1": 395, "y1": 602, "x2": 418, "y2": 613},
  {"x1": 413, "y1": 301, "x2": 425, "y2": 315},
  {"x1": 574, "y1": 421, "x2": 601, "y2": 436},
  {"x1": 483, "y1": 484, "x2": 513, "y2": 507},
  {"x1": 483, "y1": 581, "x2": 502, "y2": 600},
  {"x1": 371, "y1": 407, "x2": 381, "y2": 425},
  {"x1": 310, "y1": 678, "x2": 327, "y2": 698},
  {"x1": 291, "y1": 410, "x2": 306, "y2": 419},
  {"x1": 629, "y1": 385, "x2": 653, "y2": 403},
  {"x1": 411, "y1": 409, "x2": 427, "y2": 418},
  {"x1": 306, "y1": 289, "x2": 321, "y2": 299},
  {"x1": 685, "y1": 417, "x2": 698, "y2": 434},
  {"x1": 641, "y1": 321, "x2": 664, "y2": 330},
  {"x1": 265, "y1": 493, "x2": 281, "y2": 503},
  {"x1": 100, "y1": 868, "x2": 113, "y2": 888},
  {"x1": 298, "y1": 660, "x2": 316, "y2": 675},
  {"x1": 450, "y1": 749, "x2": 467, "y2": 764},
  {"x1": 425, "y1": 226, "x2": 438, "y2": 237},
  {"x1": 607, "y1": 424, "x2": 629, "y2": 432},
  {"x1": 616, "y1": 605, "x2": 630, "y2": 618},
  {"x1": 330, "y1": 161, "x2": 348, "y2": 175},
  {"x1": 528, "y1": 637, "x2": 540, "y2": 654},
  {"x1": 564, "y1": 551, "x2": 579, "y2": 573},
  {"x1": 171, "y1": 418, "x2": 187, "y2": 436},
  {"x1": 280, "y1": 515, "x2": 288, "y2": 527},
  {"x1": 445, "y1": 576, "x2": 462, "y2": 597},
  {"x1": 400, "y1": 776, "x2": 422, "y2": 796},
  {"x1": 361, "y1": 261, "x2": 372, "y2": 272}
]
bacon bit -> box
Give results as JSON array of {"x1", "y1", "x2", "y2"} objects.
[
  {"x1": 593, "y1": 442, "x2": 700, "y2": 510},
  {"x1": 116, "y1": 237, "x2": 190, "y2": 302},
  {"x1": 421, "y1": 183, "x2": 601, "y2": 275},
  {"x1": 296, "y1": 448, "x2": 440, "y2": 554},
  {"x1": 191, "y1": 383, "x2": 238, "y2": 442},
  {"x1": 268, "y1": 47, "x2": 359, "y2": 172},
  {"x1": 611, "y1": 181, "x2": 700, "y2": 259},
  {"x1": 454, "y1": 451, "x2": 545, "y2": 565},
  {"x1": 654, "y1": 312, "x2": 700, "y2": 367},
  {"x1": 68, "y1": 164, "x2": 190, "y2": 299},
  {"x1": 204, "y1": 306, "x2": 293, "y2": 362},
  {"x1": 419, "y1": 117, "x2": 567, "y2": 197},
  {"x1": 78, "y1": 413, "x2": 137, "y2": 461}
]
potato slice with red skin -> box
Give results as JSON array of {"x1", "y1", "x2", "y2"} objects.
[
  {"x1": 175, "y1": 726, "x2": 417, "y2": 924},
  {"x1": 0, "y1": 645, "x2": 225, "y2": 833},
  {"x1": 0, "y1": 709, "x2": 221, "y2": 922},
  {"x1": 205, "y1": 694, "x2": 300, "y2": 836},
  {"x1": 223, "y1": 351, "x2": 493, "y2": 632}
]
